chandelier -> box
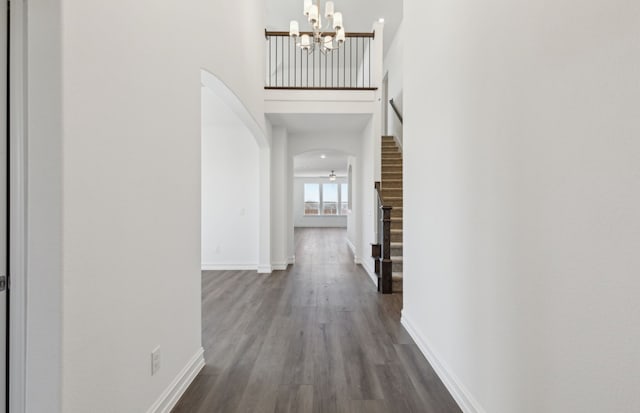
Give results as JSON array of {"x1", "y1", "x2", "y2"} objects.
[
  {"x1": 289, "y1": 0, "x2": 345, "y2": 54},
  {"x1": 329, "y1": 170, "x2": 337, "y2": 181}
]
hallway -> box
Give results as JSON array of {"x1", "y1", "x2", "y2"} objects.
[{"x1": 173, "y1": 228, "x2": 460, "y2": 413}]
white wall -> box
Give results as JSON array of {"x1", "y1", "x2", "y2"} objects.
[
  {"x1": 403, "y1": 1, "x2": 640, "y2": 413},
  {"x1": 358, "y1": 118, "x2": 377, "y2": 281},
  {"x1": 383, "y1": 23, "x2": 403, "y2": 145},
  {"x1": 293, "y1": 177, "x2": 348, "y2": 228},
  {"x1": 201, "y1": 86, "x2": 259, "y2": 270},
  {"x1": 271, "y1": 126, "x2": 289, "y2": 269},
  {"x1": 26, "y1": 0, "x2": 266, "y2": 412},
  {"x1": 25, "y1": 1, "x2": 63, "y2": 410},
  {"x1": 346, "y1": 158, "x2": 358, "y2": 259}
]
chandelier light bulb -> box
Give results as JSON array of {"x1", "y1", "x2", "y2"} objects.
[
  {"x1": 308, "y1": 5, "x2": 319, "y2": 24},
  {"x1": 336, "y1": 27, "x2": 345, "y2": 43},
  {"x1": 304, "y1": 0, "x2": 312, "y2": 16},
  {"x1": 332, "y1": 12, "x2": 343, "y2": 30},
  {"x1": 324, "y1": 35, "x2": 333, "y2": 49},
  {"x1": 300, "y1": 34, "x2": 311, "y2": 50},
  {"x1": 325, "y1": 1, "x2": 335, "y2": 18},
  {"x1": 289, "y1": 20, "x2": 300, "y2": 37}
]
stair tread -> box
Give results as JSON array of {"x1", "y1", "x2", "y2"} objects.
[
  {"x1": 390, "y1": 229, "x2": 403, "y2": 233},
  {"x1": 391, "y1": 256, "x2": 403, "y2": 261},
  {"x1": 392, "y1": 272, "x2": 403, "y2": 280},
  {"x1": 391, "y1": 242, "x2": 403, "y2": 247}
]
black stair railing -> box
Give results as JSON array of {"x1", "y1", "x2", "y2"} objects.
[
  {"x1": 372, "y1": 181, "x2": 392, "y2": 294},
  {"x1": 389, "y1": 98, "x2": 403, "y2": 124}
]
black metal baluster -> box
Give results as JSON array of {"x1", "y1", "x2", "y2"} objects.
[
  {"x1": 307, "y1": 51, "x2": 309, "y2": 87},
  {"x1": 268, "y1": 36, "x2": 271, "y2": 87},
  {"x1": 350, "y1": 38, "x2": 352, "y2": 87},
  {"x1": 355, "y1": 37, "x2": 357, "y2": 87},
  {"x1": 288, "y1": 37, "x2": 291, "y2": 87},
  {"x1": 361, "y1": 37, "x2": 364, "y2": 87}
]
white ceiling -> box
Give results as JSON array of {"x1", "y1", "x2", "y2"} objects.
[
  {"x1": 265, "y1": 0, "x2": 403, "y2": 54},
  {"x1": 268, "y1": 113, "x2": 371, "y2": 134},
  {"x1": 294, "y1": 149, "x2": 349, "y2": 177}
]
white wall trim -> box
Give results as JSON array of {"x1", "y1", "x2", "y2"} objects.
[
  {"x1": 9, "y1": 1, "x2": 27, "y2": 411},
  {"x1": 201, "y1": 264, "x2": 257, "y2": 271},
  {"x1": 257, "y1": 265, "x2": 273, "y2": 274},
  {"x1": 400, "y1": 313, "x2": 486, "y2": 413},
  {"x1": 345, "y1": 238, "x2": 361, "y2": 264},
  {"x1": 287, "y1": 255, "x2": 296, "y2": 265},
  {"x1": 346, "y1": 237, "x2": 356, "y2": 254},
  {"x1": 271, "y1": 262, "x2": 289, "y2": 271},
  {"x1": 360, "y1": 260, "x2": 377, "y2": 287},
  {"x1": 146, "y1": 347, "x2": 205, "y2": 413}
]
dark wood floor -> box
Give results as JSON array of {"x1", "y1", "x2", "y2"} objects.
[{"x1": 173, "y1": 228, "x2": 460, "y2": 413}]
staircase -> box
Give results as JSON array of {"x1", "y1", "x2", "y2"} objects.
[{"x1": 381, "y1": 136, "x2": 403, "y2": 292}]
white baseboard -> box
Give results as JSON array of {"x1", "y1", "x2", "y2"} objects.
[
  {"x1": 345, "y1": 238, "x2": 356, "y2": 254},
  {"x1": 201, "y1": 263, "x2": 257, "y2": 271},
  {"x1": 288, "y1": 255, "x2": 296, "y2": 264},
  {"x1": 344, "y1": 239, "x2": 361, "y2": 264},
  {"x1": 147, "y1": 347, "x2": 205, "y2": 413},
  {"x1": 400, "y1": 314, "x2": 485, "y2": 413},
  {"x1": 271, "y1": 262, "x2": 289, "y2": 271},
  {"x1": 257, "y1": 265, "x2": 273, "y2": 274},
  {"x1": 360, "y1": 258, "x2": 377, "y2": 287}
]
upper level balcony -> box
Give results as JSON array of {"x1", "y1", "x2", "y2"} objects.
[{"x1": 264, "y1": 23, "x2": 384, "y2": 114}]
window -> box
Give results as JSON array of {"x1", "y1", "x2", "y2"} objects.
[
  {"x1": 304, "y1": 183, "x2": 320, "y2": 215},
  {"x1": 341, "y1": 183, "x2": 349, "y2": 214},
  {"x1": 304, "y1": 182, "x2": 349, "y2": 216},
  {"x1": 322, "y1": 183, "x2": 338, "y2": 215}
]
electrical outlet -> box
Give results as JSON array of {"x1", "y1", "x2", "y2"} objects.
[{"x1": 151, "y1": 346, "x2": 161, "y2": 376}]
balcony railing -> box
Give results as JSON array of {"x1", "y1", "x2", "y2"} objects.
[{"x1": 265, "y1": 31, "x2": 377, "y2": 90}]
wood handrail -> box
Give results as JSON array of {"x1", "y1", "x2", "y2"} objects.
[
  {"x1": 389, "y1": 98, "x2": 403, "y2": 124},
  {"x1": 265, "y1": 30, "x2": 375, "y2": 38},
  {"x1": 374, "y1": 181, "x2": 384, "y2": 206},
  {"x1": 265, "y1": 86, "x2": 378, "y2": 91}
]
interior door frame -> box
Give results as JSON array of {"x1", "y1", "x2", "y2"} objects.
[{"x1": 8, "y1": 0, "x2": 27, "y2": 411}]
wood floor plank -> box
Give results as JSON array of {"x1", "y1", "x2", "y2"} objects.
[{"x1": 172, "y1": 228, "x2": 460, "y2": 413}]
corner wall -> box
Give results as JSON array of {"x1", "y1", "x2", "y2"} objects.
[
  {"x1": 358, "y1": 118, "x2": 377, "y2": 280},
  {"x1": 201, "y1": 86, "x2": 260, "y2": 270},
  {"x1": 403, "y1": 1, "x2": 640, "y2": 412},
  {"x1": 383, "y1": 23, "x2": 403, "y2": 146}
]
